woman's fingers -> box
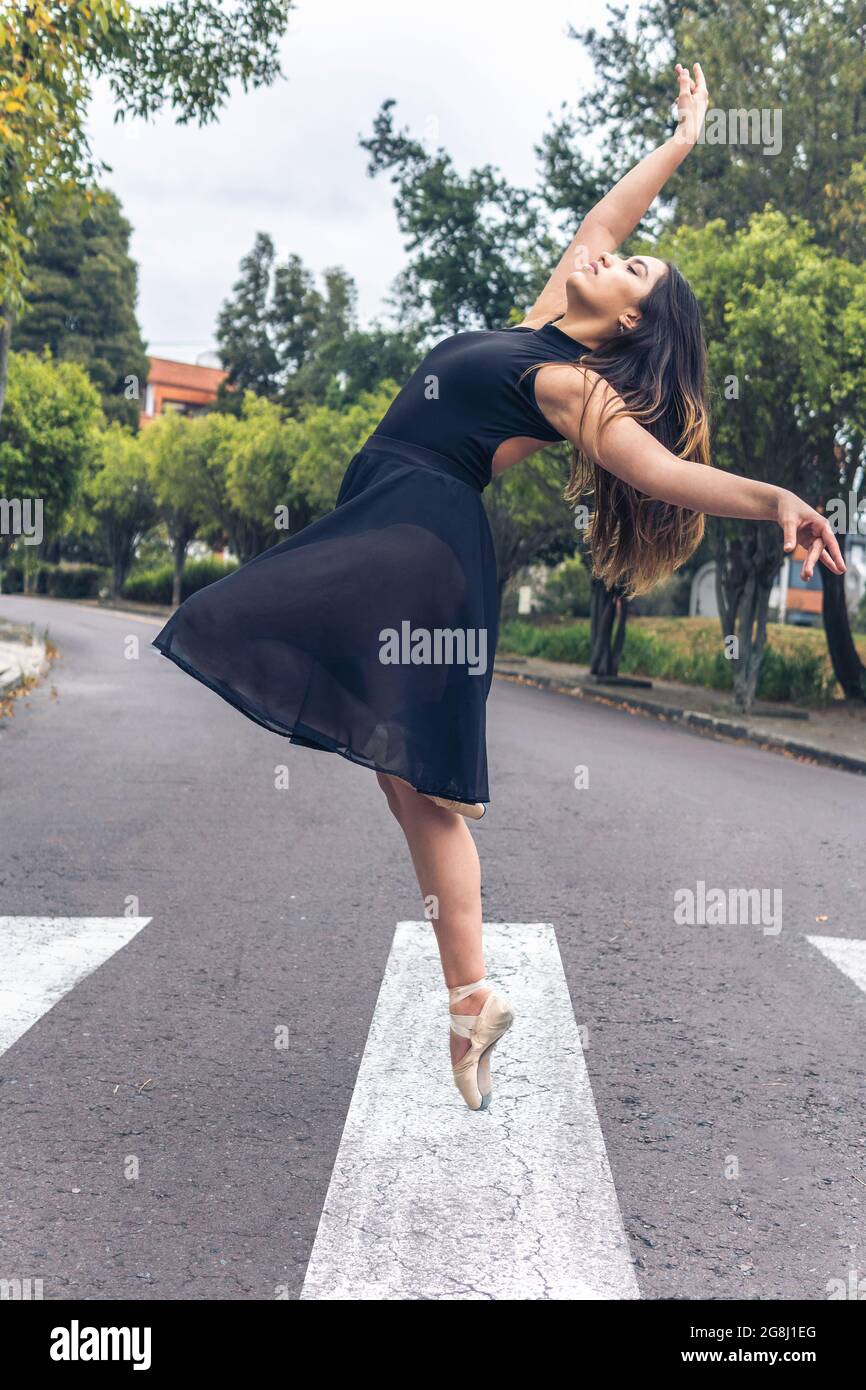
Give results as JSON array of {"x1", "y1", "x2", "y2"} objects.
[
  {"x1": 801, "y1": 534, "x2": 824, "y2": 580},
  {"x1": 800, "y1": 520, "x2": 846, "y2": 578},
  {"x1": 818, "y1": 547, "x2": 844, "y2": 575},
  {"x1": 675, "y1": 62, "x2": 694, "y2": 94},
  {"x1": 816, "y1": 519, "x2": 846, "y2": 574}
]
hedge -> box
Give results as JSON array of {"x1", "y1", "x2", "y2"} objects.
[
  {"x1": 498, "y1": 616, "x2": 856, "y2": 705},
  {"x1": 122, "y1": 556, "x2": 238, "y2": 604},
  {"x1": 0, "y1": 561, "x2": 108, "y2": 598}
]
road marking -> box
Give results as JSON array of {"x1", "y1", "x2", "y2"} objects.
[
  {"x1": 806, "y1": 935, "x2": 866, "y2": 996},
  {"x1": 300, "y1": 921, "x2": 639, "y2": 1301},
  {"x1": 0, "y1": 917, "x2": 151, "y2": 1055}
]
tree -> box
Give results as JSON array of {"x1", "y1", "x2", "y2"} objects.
[
  {"x1": 225, "y1": 393, "x2": 304, "y2": 553},
  {"x1": 0, "y1": 350, "x2": 104, "y2": 580},
  {"x1": 15, "y1": 189, "x2": 149, "y2": 428},
  {"x1": 673, "y1": 211, "x2": 862, "y2": 710},
  {"x1": 140, "y1": 412, "x2": 209, "y2": 605},
  {"x1": 287, "y1": 382, "x2": 400, "y2": 516},
  {"x1": 183, "y1": 407, "x2": 286, "y2": 565},
  {"x1": 215, "y1": 233, "x2": 283, "y2": 399},
  {"x1": 0, "y1": 0, "x2": 293, "y2": 422},
  {"x1": 216, "y1": 236, "x2": 421, "y2": 411},
  {"x1": 549, "y1": 0, "x2": 866, "y2": 256},
  {"x1": 482, "y1": 448, "x2": 578, "y2": 608},
  {"x1": 80, "y1": 422, "x2": 156, "y2": 594},
  {"x1": 359, "y1": 98, "x2": 553, "y2": 336},
  {"x1": 555, "y1": 0, "x2": 866, "y2": 695}
]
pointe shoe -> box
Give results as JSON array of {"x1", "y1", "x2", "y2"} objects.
[
  {"x1": 425, "y1": 794, "x2": 486, "y2": 820},
  {"x1": 448, "y1": 976, "x2": 515, "y2": 1111}
]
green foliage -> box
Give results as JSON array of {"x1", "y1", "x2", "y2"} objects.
[
  {"x1": 15, "y1": 189, "x2": 149, "y2": 428},
  {"x1": 666, "y1": 210, "x2": 857, "y2": 495},
  {"x1": 0, "y1": 560, "x2": 108, "y2": 598},
  {"x1": 140, "y1": 410, "x2": 210, "y2": 536},
  {"x1": 554, "y1": 1, "x2": 866, "y2": 260},
  {"x1": 483, "y1": 446, "x2": 578, "y2": 596},
  {"x1": 0, "y1": 349, "x2": 104, "y2": 554},
  {"x1": 0, "y1": 0, "x2": 292, "y2": 391},
  {"x1": 225, "y1": 392, "x2": 301, "y2": 544},
  {"x1": 122, "y1": 556, "x2": 237, "y2": 604},
  {"x1": 359, "y1": 98, "x2": 555, "y2": 334},
  {"x1": 288, "y1": 383, "x2": 400, "y2": 516},
  {"x1": 78, "y1": 422, "x2": 156, "y2": 592},
  {"x1": 538, "y1": 554, "x2": 592, "y2": 618},
  {"x1": 499, "y1": 617, "x2": 847, "y2": 704},
  {"x1": 216, "y1": 234, "x2": 421, "y2": 410}
]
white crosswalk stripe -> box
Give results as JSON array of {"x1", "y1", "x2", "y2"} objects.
[
  {"x1": 301, "y1": 920, "x2": 639, "y2": 1300},
  {"x1": 806, "y1": 935, "x2": 866, "y2": 996},
  {"x1": 0, "y1": 916, "x2": 151, "y2": 1055}
]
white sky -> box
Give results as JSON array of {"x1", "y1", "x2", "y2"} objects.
[{"x1": 86, "y1": 0, "x2": 617, "y2": 364}]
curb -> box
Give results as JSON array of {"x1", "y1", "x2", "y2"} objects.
[
  {"x1": 0, "y1": 641, "x2": 49, "y2": 697},
  {"x1": 494, "y1": 666, "x2": 866, "y2": 778}
]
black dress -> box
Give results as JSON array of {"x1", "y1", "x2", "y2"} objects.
[{"x1": 151, "y1": 321, "x2": 588, "y2": 805}]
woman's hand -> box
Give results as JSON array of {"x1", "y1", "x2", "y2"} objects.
[
  {"x1": 776, "y1": 489, "x2": 847, "y2": 579},
  {"x1": 673, "y1": 61, "x2": 708, "y2": 146}
]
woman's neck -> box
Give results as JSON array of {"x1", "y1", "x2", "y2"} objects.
[{"x1": 551, "y1": 309, "x2": 613, "y2": 351}]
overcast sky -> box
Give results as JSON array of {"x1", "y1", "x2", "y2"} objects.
[{"x1": 85, "y1": 0, "x2": 618, "y2": 364}]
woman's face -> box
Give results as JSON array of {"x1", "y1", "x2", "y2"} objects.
[{"x1": 565, "y1": 250, "x2": 668, "y2": 332}]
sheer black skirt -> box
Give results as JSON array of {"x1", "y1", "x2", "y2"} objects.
[{"x1": 151, "y1": 434, "x2": 499, "y2": 804}]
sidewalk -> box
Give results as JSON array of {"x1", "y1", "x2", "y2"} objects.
[{"x1": 494, "y1": 653, "x2": 866, "y2": 776}]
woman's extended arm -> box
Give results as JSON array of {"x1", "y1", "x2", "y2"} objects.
[
  {"x1": 521, "y1": 64, "x2": 708, "y2": 326},
  {"x1": 535, "y1": 362, "x2": 847, "y2": 579}
]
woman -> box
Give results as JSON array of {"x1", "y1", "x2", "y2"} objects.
[{"x1": 153, "y1": 64, "x2": 845, "y2": 1112}]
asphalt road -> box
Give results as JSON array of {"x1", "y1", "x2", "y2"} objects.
[{"x1": 1, "y1": 594, "x2": 864, "y2": 1301}]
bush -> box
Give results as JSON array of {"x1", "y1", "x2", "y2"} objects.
[
  {"x1": 630, "y1": 570, "x2": 692, "y2": 617},
  {"x1": 498, "y1": 615, "x2": 850, "y2": 704},
  {"x1": 0, "y1": 560, "x2": 107, "y2": 598},
  {"x1": 540, "y1": 555, "x2": 592, "y2": 617},
  {"x1": 122, "y1": 556, "x2": 238, "y2": 604},
  {"x1": 40, "y1": 564, "x2": 108, "y2": 598}
]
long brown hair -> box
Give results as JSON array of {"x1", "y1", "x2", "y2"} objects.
[{"x1": 521, "y1": 261, "x2": 711, "y2": 597}]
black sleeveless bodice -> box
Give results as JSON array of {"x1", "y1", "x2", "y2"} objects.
[{"x1": 371, "y1": 321, "x2": 589, "y2": 490}]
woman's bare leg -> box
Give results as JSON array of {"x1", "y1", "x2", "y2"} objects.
[{"x1": 376, "y1": 772, "x2": 489, "y2": 1064}]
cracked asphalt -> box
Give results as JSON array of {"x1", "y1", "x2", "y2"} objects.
[{"x1": 1, "y1": 595, "x2": 864, "y2": 1301}]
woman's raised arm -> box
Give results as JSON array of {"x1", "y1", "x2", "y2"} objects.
[
  {"x1": 520, "y1": 64, "x2": 708, "y2": 327},
  {"x1": 535, "y1": 362, "x2": 847, "y2": 580}
]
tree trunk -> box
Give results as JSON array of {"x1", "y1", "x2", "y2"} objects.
[
  {"x1": 590, "y1": 577, "x2": 629, "y2": 676},
  {"x1": 715, "y1": 521, "x2": 777, "y2": 713},
  {"x1": 0, "y1": 304, "x2": 12, "y2": 425},
  {"x1": 819, "y1": 534, "x2": 866, "y2": 701},
  {"x1": 172, "y1": 535, "x2": 186, "y2": 606}
]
